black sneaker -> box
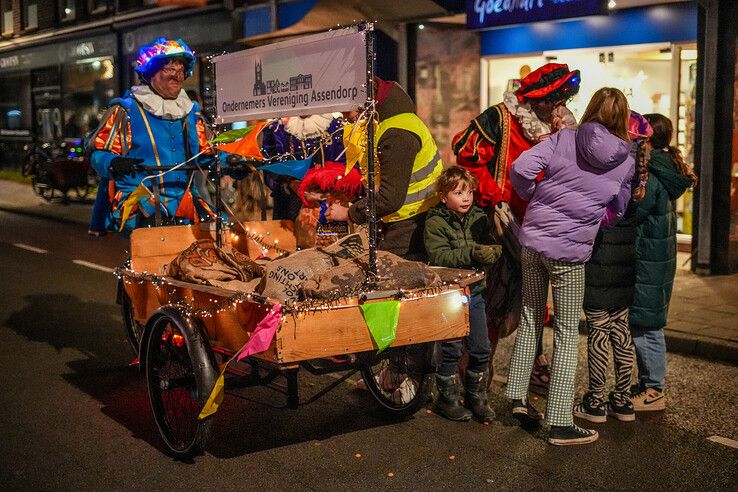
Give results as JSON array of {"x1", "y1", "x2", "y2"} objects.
[
  {"x1": 511, "y1": 398, "x2": 544, "y2": 426},
  {"x1": 548, "y1": 424, "x2": 599, "y2": 446},
  {"x1": 608, "y1": 392, "x2": 636, "y2": 422},
  {"x1": 573, "y1": 392, "x2": 607, "y2": 423}
]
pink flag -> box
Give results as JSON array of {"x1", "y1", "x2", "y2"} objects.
[{"x1": 237, "y1": 304, "x2": 283, "y2": 361}]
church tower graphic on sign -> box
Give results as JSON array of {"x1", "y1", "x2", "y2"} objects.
[{"x1": 253, "y1": 60, "x2": 267, "y2": 96}]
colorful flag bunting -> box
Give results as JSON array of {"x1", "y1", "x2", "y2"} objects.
[
  {"x1": 118, "y1": 183, "x2": 153, "y2": 232},
  {"x1": 198, "y1": 304, "x2": 282, "y2": 420},
  {"x1": 359, "y1": 301, "x2": 401, "y2": 353},
  {"x1": 259, "y1": 159, "x2": 312, "y2": 180}
]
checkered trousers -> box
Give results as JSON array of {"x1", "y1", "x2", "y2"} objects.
[{"x1": 506, "y1": 247, "x2": 585, "y2": 427}]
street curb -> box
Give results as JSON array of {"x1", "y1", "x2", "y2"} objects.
[
  {"x1": 577, "y1": 320, "x2": 738, "y2": 365},
  {"x1": 0, "y1": 205, "x2": 89, "y2": 227},
  {"x1": 663, "y1": 330, "x2": 738, "y2": 365}
]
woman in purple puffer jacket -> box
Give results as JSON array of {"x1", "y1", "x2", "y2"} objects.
[{"x1": 504, "y1": 88, "x2": 635, "y2": 446}]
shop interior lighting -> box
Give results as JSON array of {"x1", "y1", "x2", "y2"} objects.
[
  {"x1": 608, "y1": 0, "x2": 617, "y2": 9},
  {"x1": 418, "y1": 24, "x2": 425, "y2": 30}
]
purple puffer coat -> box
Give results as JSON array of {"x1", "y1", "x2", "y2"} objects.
[{"x1": 510, "y1": 121, "x2": 635, "y2": 263}]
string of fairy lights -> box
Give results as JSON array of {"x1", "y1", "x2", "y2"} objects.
[
  {"x1": 117, "y1": 24, "x2": 484, "y2": 324},
  {"x1": 115, "y1": 265, "x2": 482, "y2": 318}
]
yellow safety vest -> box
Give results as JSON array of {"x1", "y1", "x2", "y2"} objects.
[{"x1": 378, "y1": 113, "x2": 443, "y2": 223}]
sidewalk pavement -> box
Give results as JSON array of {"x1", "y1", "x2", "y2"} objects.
[
  {"x1": 1, "y1": 178, "x2": 737, "y2": 364},
  {"x1": 0, "y1": 178, "x2": 93, "y2": 227}
]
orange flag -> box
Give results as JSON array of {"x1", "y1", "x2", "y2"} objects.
[{"x1": 215, "y1": 121, "x2": 266, "y2": 160}]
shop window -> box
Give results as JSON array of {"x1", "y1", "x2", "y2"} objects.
[
  {"x1": 61, "y1": 57, "x2": 116, "y2": 138},
  {"x1": 0, "y1": 72, "x2": 33, "y2": 132},
  {"x1": 1, "y1": 1, "x2": 12, "y2": 36},
  {"x1": 23, "y1": 0, "x2": 38, "y2": 30},
  {"x1": 60, "y1": 0, "x2": 76, "y2": 21}
]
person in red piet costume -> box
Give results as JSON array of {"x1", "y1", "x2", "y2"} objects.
[{"x1": 452, "y1": 63, "x2": 580, "y2": 388}]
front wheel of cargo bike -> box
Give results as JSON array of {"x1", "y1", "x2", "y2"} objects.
[
  {"x1": 144, "y1": 307, "x2": 218, "y2": 459},
  {"x1": 360, "y1": 343, "x2": 433, "y2": 418}
]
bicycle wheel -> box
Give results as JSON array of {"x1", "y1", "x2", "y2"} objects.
[
  {"x1": 361, "y1": 343, "x2": 433, "y2": 418},
  {"x1": 72, "y1": 184, "x2": 90, "y2": 200},
  {"x1": 22, "y1": 153, "x2": 40, "y2": 177},
  {"x1": 144, "y1": 307, "x2": 217, "y2": 459},
  {"x1": 31, "y1": 176, "x2": 55, "y2": 201},
  {"x1": 121, "y1": 289, "x2": 144, "y2": 355}
]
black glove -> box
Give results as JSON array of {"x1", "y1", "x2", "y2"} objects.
[
  {"x1": 471, "y1": 244, "x2": 503, "y2": 265},
  {"x1": 109, "y1": 157, "x2": 144, "y2": 179}
]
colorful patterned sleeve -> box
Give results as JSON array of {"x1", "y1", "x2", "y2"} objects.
[
  {"x1": 196, "y1": 117, "x2": 214, "y2": 154},
  {"x1": 90, "y1": 106, "x2": 131, "y2": 178},
  {"x1": 451, "y1": 125, "x2": 504, "y2": 209}
]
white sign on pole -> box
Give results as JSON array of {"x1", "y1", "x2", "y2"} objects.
[{"x1": 213, "y1": 27, "x2": 367, "y2": 124}]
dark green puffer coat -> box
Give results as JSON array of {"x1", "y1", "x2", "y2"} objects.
[
  {"x1": 629, "y1": 150, "x2": 693, "y2": 330},
  {"x1": 423, "y1": 203, "x2": 498, "y2": 295}
]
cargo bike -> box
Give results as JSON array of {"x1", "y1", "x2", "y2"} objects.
[{"x1": 116, "y1": 25, "x2": 482, "y2": 459}]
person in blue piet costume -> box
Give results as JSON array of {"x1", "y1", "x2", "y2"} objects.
[
  {"x1": 260, "y1": 113, "x2": 346, "y2": 247},
  {"x1": 87, "y1": 38, "x2": 233, "y2": 235}
]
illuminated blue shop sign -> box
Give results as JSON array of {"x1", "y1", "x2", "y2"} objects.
[{"x1": 467, "y1": 0, "x2": 606, "y2": 30}]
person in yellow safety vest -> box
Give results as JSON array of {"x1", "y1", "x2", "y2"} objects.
[{"x1": 325, "y1": 78, "x2": 443, "y2": 261}]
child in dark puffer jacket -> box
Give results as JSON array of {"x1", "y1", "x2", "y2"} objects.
[
  {"x1": 574, "y1": 111, "x2": 653, "y2": 425},
  {"x1": 424, "y1": 166, "x2": 502, "y2": 423}
]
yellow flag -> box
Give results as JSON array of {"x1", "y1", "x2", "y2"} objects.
[
  {"x1": 118, "y1": 183, "x2": 152, "y2": 232},
  {"x1": 198, "y1": 370, "x2": 225, "y2": 420},
  {"x1": 343, "y1": 119, "x2": 379, "y2": 177}
]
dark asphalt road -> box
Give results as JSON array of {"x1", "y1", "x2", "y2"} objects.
[{"x1": 1, "y1": 211, "x2": 736, "y2": 491}]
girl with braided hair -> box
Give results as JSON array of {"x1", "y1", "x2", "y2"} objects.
[{"x1": 629, "y1": 113, "x2": 698, "y2": 412}]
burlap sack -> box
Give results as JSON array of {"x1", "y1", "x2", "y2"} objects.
[
  {"x1": 300, "y1": 261, "x2": 366, "y2": 299},
  {"x1": 356, "y1": 251, "x2": 441, "y2": 291},
  {"x1": 301, "y1": 249, "x2": 442, "y2": 299},
  {"x1": 164, "y1": 239, "x2": 264, "y2": 292},
  {"x1": 320, "y1": 229, "x2": 369, "y2": 260},
  {"x1": 257, "y1": 248, "x2": 340, "y2": 301}
]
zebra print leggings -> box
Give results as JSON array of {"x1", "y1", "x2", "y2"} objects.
[{"x1": 584, "y1": 307, "x2": 635, "y2": 400}]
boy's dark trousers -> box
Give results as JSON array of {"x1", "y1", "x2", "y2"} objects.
[{"x1": 439, "y1": 293, "x2": 490, "y2": 376}]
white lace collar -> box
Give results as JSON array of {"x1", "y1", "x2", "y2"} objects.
[
  {"x1": 131, "y1": 85, "x2": 194, "y2": 120},
  {"x1": 279, "y1": 113, "x2": 339, "y2": 140},
  {"x1": 503, "y1": 91, "x2": 553, "y2": 143}
]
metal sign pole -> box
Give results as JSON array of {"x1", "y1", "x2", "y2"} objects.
[
  {"x1": 214, "y1": 150, "x2": 223, "y2": 248},
  {"x1": 364, "y1": 23, "x2": 377, "y2": 290},
  {"x1": 211, "y1": 57, "x2": 224, "y2": 248}
]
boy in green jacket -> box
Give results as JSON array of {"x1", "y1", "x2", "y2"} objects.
[{"x1": 424, "y1": 166, "x2": 502, "y2": 422}]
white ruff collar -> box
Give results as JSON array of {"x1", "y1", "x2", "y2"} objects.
[
  {"x1": 281, "y1": 113, "x2": 337, "y2": 140},
  {"x1": 131, "y1": 85, "x2": 194, "y2": 120},
  {"x1": 503, "y1": 91, "x2": 552, "y2": 143}
]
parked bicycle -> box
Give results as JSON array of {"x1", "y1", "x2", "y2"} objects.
[{"x1": 22, "y1": 138, "x2": 96, "y2": 201}]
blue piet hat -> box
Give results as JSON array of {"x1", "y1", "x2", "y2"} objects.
[{"x1": 135, "y1": 38, "x2": 195, "y2": 81}]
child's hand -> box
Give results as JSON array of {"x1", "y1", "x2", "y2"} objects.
[{"x1": 471, "y1": 245, "x2": 502, "y2": 265}]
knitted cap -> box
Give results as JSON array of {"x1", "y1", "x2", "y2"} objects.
[{"x1": 628, "y1": 110, "x2": 654, "y2": 142}]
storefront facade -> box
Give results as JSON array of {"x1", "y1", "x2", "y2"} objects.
[
  {"x1": 478, "y1": 2, "x2": 698, "y2": 244},
  {"x1": 463, "y1": 0, "x2": 738, "y2": 272},
  {"x1": 0, "y1": 34, "x2": 117, "y2": 168}
]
